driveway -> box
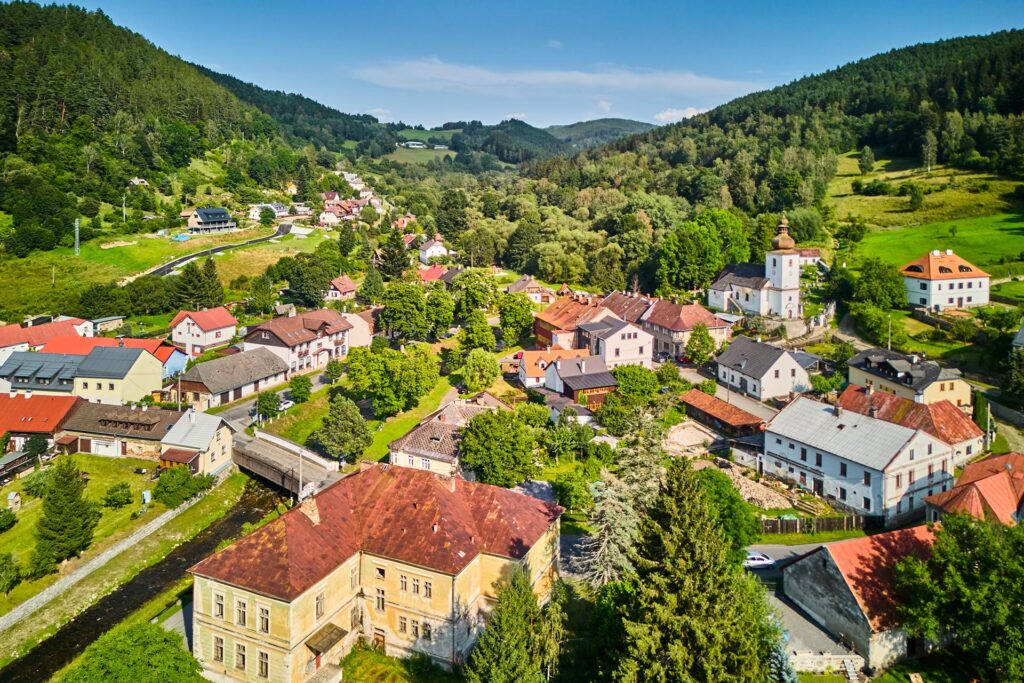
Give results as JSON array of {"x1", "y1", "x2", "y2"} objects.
[
  {"x1": 747, "y1": 542, "x2": 823, "y2": 582},
  {"x1": 215, "y1": 368, "x2": 332, "y2": 429},
  {"x1": 768, "y1": 592, "x2": 849, "y2": 656},
  {"x1": 676, "y1": 367, "x2": 779, "y2": 420}
]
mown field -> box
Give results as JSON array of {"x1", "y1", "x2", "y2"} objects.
[
  {"x1": 397, "y1": 128, "x2": 458, "y2": 143},
  {"x1": 385, "y1": 147, "x2": 455, "y2": 164}
]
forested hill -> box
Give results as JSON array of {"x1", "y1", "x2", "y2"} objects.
[
  {"x1": 546, "y1": 118, "x2": 656, "y2": 149},
  {"x1": 194, "y1": 65, "x2": 397, "y2": 156},
  {"x1": 532, "y1": 29, "x2": 1024, "y2": 214},
  {"x1": 448, "y1": 119, "x2": 571, "y2": 163}
]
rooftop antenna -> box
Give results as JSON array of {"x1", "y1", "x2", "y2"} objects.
[{"x1": 74, "y1": 218, "x2": 80, "y2": 257}]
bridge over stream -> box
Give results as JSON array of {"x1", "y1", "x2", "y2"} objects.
[{"x1": 232, "y1": 429, "x2": 344, "y2": 497}]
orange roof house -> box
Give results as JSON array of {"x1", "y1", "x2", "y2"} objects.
[
  {"x1": 533, "y1": 295, "x2": 613, "y2": 347},
  {"x1": 782, "y1": 525, "x2": 935, "y2": 670},
  {"x1": 0, "y1": 395, "x2": 80, "y2": 439},
  {"x1": 679, "y1": 388, "x2": 764, "y2": 436},
  {"x1": 170, "y1": 307, "x2": 237, "y2": 332},
  {"x1": 901, "y1": 249, "x2": 989, "y2": 280},
  {"x1": 925, "y1": 452, "x2": 1024, "y2": 525},
  {"x1": 517, "y1": 347, "x2": 589, "y2": 387}
]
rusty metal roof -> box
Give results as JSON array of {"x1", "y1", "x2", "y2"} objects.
[{"x1": 837, "y1": 385, "x2": 982, "y2": 446}]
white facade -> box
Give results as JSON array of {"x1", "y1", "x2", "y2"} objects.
[
  {"x1": 318, "y1": 211, "x2": 340, "y2": 227},
  {"x1": 171, "y1": 318, "x2": 235, "y2": 357},
  {"x1": 584, "y1": 323, "x2": 653, "y2": 369},
  {"x1": 765, "y1": 250, "x2": 801, "y2": 319},
  {"x1": 717, "y1": 353, "x2": 810, "y2": 400},
  {"x1": 243, "y1": 329, "x2": 349, "y2": 373},
  {"x1": 419, "y1": 242, "x2": 449, "y2": 264},
  {"x1": 904, "y1": 275, "x2": 989, "y2": 311}
]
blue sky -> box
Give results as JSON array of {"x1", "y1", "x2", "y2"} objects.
[{"x1": 76, "y1": 0, "x2": 1024, "y2": 128}]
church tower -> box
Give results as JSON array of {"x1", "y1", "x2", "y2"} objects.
[{"x1": 764, "y1": 214, "x2": 801, "y2": 318}]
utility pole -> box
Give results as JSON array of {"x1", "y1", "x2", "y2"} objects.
[
  {"x1": 887, "y1": 315, "x2": 892, "y2": 350},
  {"x1": 74, "y1": 218, "x2": 80, "y2": 256},
  {"x1": 122, "y1": 193, "x2": 127, "y2": 224},
  {"x1": 297, "y1": 443, "x2": 304, "y2": 502}
]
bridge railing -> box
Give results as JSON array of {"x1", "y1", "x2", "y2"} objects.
[{"x1": 251, "y1": 429, "x2": 339, "y2": 472}]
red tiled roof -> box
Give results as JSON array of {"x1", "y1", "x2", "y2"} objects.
[
  {"x1": 330, "y1": 275, "x2": 356, "y2": 294},
  {"x1": 40, "y1": 336, "x2": 180, "y2": 364},
  {"x1": 535, "y1": 296, "x2": 609, "y2": 332},
  {"x1": 680, "y1": 388, "x2": 764, "y2": 428},
  {"x1": 797, "y1": 248, "x2": 821, "y2": 258},
  {"x1": 924, "y1": 453, "x2": 1024, "y2": 524},
  {"x1": 599, "y1": 292, "x2": 728, "y2": 332},
  {"x1": 190, "y1": 464, "x2": 562, "y2": 601},
  {"x1": 519, "y1": 347, "x2": 588, "y2": 379},
  {"x1": 0, "y1": 395, "x2": 80, "y2": 435},
  {"x1": 161, "y1": 448, "x2": 199, "y2": 464},
  {"x1": 901, "y1": 250, "x2": 989, "y2": 281},
  {"x1": 0, "y1": 319, "x2": 89, "y2": 349},
  {"x1": 247, "y1": 309, "x2": 352, "y2": 348},
  {"x1": 826, "y1": 525, "x2": 934, "y2": 631},
  {"x1": 402, "y1": 234, "x2": 417, "y2": 246},
  {"x1": 418, "y1": 265, "x2": 447, "y2": 282},
  {"x1": 170, "y1": 307, "x2": 237, "y2": 332},
  {"x1": 837, "y1": 385, "x2": 982, "y2": 445}
]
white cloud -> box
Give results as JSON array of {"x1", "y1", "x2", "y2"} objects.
[
  {"x1": 352, "y1": 58, "x2": 760, "y2": 99},
  {"x1": 505, "y1": 112, "x2": 527, "y2": 120},
  {"x1": 654, "y1": 106, "x2": 706, "y2": 122},
  {"x1": 597, "y1": 99, "x2": 612, "y2": 113},
  {"x1": 547, "y1": 39, "x2": 564, "y2": 49},
  {"x1": 367, "y1": 107, "x2": 392, "y2": 121}
]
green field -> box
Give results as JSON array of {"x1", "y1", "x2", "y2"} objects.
[
  {"x1": 340, "y1": 646, "x2": 462, "y2": 683},
  {"x1": 397, "y1": 128, "x2": 458, "y2": 143},
  {"x1": 0, "y1": 455, "x2": 166, "y2": 616},
  {"x1": 386, "y1": 147, "x2": 455, "y2": 164},
  {"x1": 991, "y1": 278, "x2": 1024, "y2": 302}
]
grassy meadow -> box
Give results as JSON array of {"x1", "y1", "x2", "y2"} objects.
[
  {"x1": 397, "y1": 128, "x2": 458, "y2": 143},
  {"x1": 385, "y1": 147, "x2": 455, "y2": 164}
]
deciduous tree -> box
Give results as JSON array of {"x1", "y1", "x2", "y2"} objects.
[
  {"x1": 380, "y1": 282, "x2": 428, "y2": 340},
  {"x1": 459, "y1": 410, "x2": 535, "y2": 487},
  {"x1": 64, "y1": 623, "x2": 202, "y2": 683},
  {"x1": 684, "y1": 324, "x2": 717, "y2": 366},
  {"x1": 425, "y1": 285, "x2": 455, "y2": 339},
  {"x1": 462, "y1": 347, "x2": 499, "y2": 393},
  {"x1": 497, "y1": 292, "x2": 534, "y2": 345},
  {"x1": 313, "y1": 394, "x2": 371, "y2": 461},
  {"x1": 858, "y1": 145, "x2": 875, "y2": 175},
  {"x1": 289, "y1": 374, "x2": 312, "y2": 404}
]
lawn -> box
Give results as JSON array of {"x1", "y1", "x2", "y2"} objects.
[
  {"x1": 873, "y1": 651, "x2": 976, "y2": 683},
  {"x1": 756, "y1": 529, "x2": 866, "y2": 545},
  {"x1": 883, "y1": 309, "x2": 991, "y2": 374},
  {"x1": 340, "y1": 646, "x2": 463, "y2": 683},
  {"x1": 215, "y1": 230, "x2": 334, "y2": 287},
  {"x1": 829, "y1": 151, "x2": 1021, "y2": 229},
  {"x1": 385, "y1": 147, "x2": 455, "y2": 164},
  {"x1": 364, "y1": 377, "x2": 456, "y2": 460},
  {"x1": 397, "y1": 128, "x2": 458, "y2": 143},
  {"x1": 798, "y1": 674, "x2": 846, "y2": 683},
  {"x1": 0, "y1": 454, "x2": 166, "y2": 616},
  {"x1": 266, "y1": 385, "x2": 335, "y2": 445},
  {"x1": 991, "y1": 278, "x2": 1024, "y2": 302}
]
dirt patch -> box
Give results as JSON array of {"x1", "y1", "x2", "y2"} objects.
[
  {"x1": 694, "y1": 460, "x2": 793, "y2": 510},
  {"x1": 663, "y1": 420, "x2": 720, "y2": 457},
  {"x1": 100, "y1": 240, "x2": 137, "y2": 249}
]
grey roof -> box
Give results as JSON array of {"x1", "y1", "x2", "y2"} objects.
[
  {"x1": 1014, "y1": 322, "x2": 1024, "y2": 348},
  {"x1": 767, "y1": 397, "x2": 917, "y2": 471},
  {"x1": 91, "y1": 315, "x2": 125, "y2": 324},
  {"x1": 716, "y1": 336, "x2": 787, "y2": 379},
  {"x1": 0, "y1": 352, "x2": 83, "y2": 392},
  {"x1": 710, "y1": 262, "x2": 769, "y2": 291},
  {"x1": 578, "y1": 318, "x2": 630, "y2": 340},
  {"x1": 180, "y1": 347, "x2": 288, "y2": 395},
  {"x1": 162, "y1": 410, "x2": 232, "y2": 450},
  {"x1": 420, "y1": 239, "x2": 444, "y2": 250},
  {"x1": 77, "y1": 347, "x2": 144, "y2": 379},
  {"x1": 556, "y1": 356, "x2": 617, "y2": 391},
  {"x1": 848, "y1": 348, "x2": 960, "y2": 393},
  {"x1": 388, "y1": 399, "x2": 501, "y2": 463},
  {"x1": 195, "y1": 207, "x2": 232, "y2": 223},
  {"x1": 790, "y1": 350, "x2": 822, "y2": 371},
  {"x1": 64, "y1": 403, "x2": 183, "y2": 441},
  {"x1": 507, "y1": 275, "x2": 552, "y2": 294}
]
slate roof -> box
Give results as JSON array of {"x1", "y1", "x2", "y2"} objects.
[
  {"x1": 848, "y1": 348, "x2": 960, "y2": 393},
  {"x1": 823, "y1": 525, "x2": 934, "y2": 631},
  {"x1": 246, "y1": 309, "x2": 352, "y2": 348},
  {"x1": 63, "y1": 403, "x2": 183, "y2": 441},
  {"x1": 1015, "y1": 321, "x2": 1024, "y2": 348},
  {"x1": 0, "y1": 395, "x2": 79, "y2": 435},
  {"x1": 439, "y1": 267, "x2": 464, "y2": 288},
  {"x1": 556, "y1": 356, "x2": 617, "y2": 391},
  {"x1": 0, "y1": 352, "x2": 84, "y2": 392},
  {"x1": 680, "y1": 388, "x2": 764, "y2": 429},
  {"x1": 924, "y1": 453, "x2": 1024, "y2": 524},
  {"x1": 767, "y1": 397, "x2": 919, "y2": 471},
  {"x1": 709, "y1": 262, "x2": 770, "y2": 291},
  {"x1": 180, "y1": 347, "x2": 288, "y2": 395},
  {"x1": 507, "y1": 275, "x2": 553, "y2": 295},
  {"x1": 170, "y1": 307, "x2": 237, "y2": 332},
  {"x1": 76, "y1": 347, "x2": 144, "y2": 379},
  {"x1": 716, "y1": 335, "x2": 789, "y2": 379},
  {"x1": 162, "y1": 410, "x2": 232, "y2": 451},
  {"x1": 195, "y1": 207, "x2": 232, "y2": 224},
  {"x1": 577, "y1": 318, "x2": 631, "y2": 340},
  {"x1": 837, "y1": 385, "x2": 982, "y2": 446},
  {"x1": 189, "y1": 463, "x2": 562, "y2": 601},
  {"x1": 420, "y1": 239, "x2": 445, "y2": 251},
  {"x1": 901, "y1": 250, "x2": 989, "y2": 281}
]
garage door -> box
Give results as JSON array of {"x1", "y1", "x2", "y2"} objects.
[{"x1": 91, "y1": 439, "x2": 116, "y2": 456}]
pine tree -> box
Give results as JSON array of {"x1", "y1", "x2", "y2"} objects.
[
  {"x1": 31, "y1": 457, "x2": 100, "y2": 575},
  {"x1": 614, "y1": 460, "x2": 779, "y2": 682},
  {"x1": 201, "y1": 257, "x2": 224, "y2": 308},
  {"x1": 357, "y1": 266, "x2": 385, "y2": 304},
  {"x1": 615, "y1": 409, "x2": 665, "y2": 513},
  {"x1": 174, "y1": 261, "x2": 208, "y2": 310},
  {"x1": 575, "y1": 473, "x2": 640, "y2": 588},
  {"x1": 379, "y1": 229, "x2": 410, "y2": 280},
  {"x1": 337, "y1": 225, "x2": 356, "y2": 257},
  {"x1": 464, "y1": 568, "x2": 545, "y2": 683}
]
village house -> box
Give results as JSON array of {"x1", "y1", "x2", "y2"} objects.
[
  {"x1": 188, "y1": 463, "x2": 561, "y2": 681},
  {"x1": 765, "y1": 397, "x2": 953, "y2": 522},
  {"x1": 847, "y1": 348, "x2": 971, "y2": 409},
  {"x1": 160, "y1": 410, "x2": 235, "y2": 476},
  {"x1": 188, "y1": 207, "x2": 237, "y2": 234},
  {"x1": 388, "y1": 394, "x2": 510, "y2": 476},
  {"x1": 324, "y1": 275, "x2": 356, "y2": 302},
  {"x1": 417, "y1": 265, "x2": 447, "y2": 284},
  {"x1": 0, "y1": 317, "x2": 94, "y2": 365},
  {"x1": 171, "y1": 307, "x2": 238, "y2": 357},
  {"x1": 318, "y1": 210, "x2": 341, "y2": 228},
  {"x1": 924, "y1": 452, "x2": 1024, "y2": 524},
  {"x1": 73, "y1": 346, "x2": 163, "y2": 405},
  {"x1": 575, "y1": 318, "x2": 653, "y2": 369},
  {"x1": 173, "y1": 348, "x2": 289, "y2": 410},
  {"x1": 782, "y1": 526, "x2": 935, "y2": 671},
  {"x1": 244, "y1": 310, "x2": 352, "y2": 373},
  {"x1": 91, "y1": 315, "x2": 126, "y2": 334},
  {"x1": 418, "y1": 236, "x2": 449, "y2": 265},
  {"x1": 342, "y1": 311, "x2": 374, "y2": 350},
  {"x1": 901, "y1": 249, "x2": 990, "y2": 311},
  {"x1": 505, "y1": 275, "x2": 555, "y2": 304},
  {"x1": 715, "y1": 335, "x2": 811, "y2": 400},
  {"x1": 709, "y1": 217, "x2": 802, "y2": 319},
  {"x1": 0, "y1": 352, "x2": 83, "y2": 396},
  {"x1": 837, "y1": 385, "x2": 983, "y2": 465},
  {"x1": 392, "y1": 213, "x2": 417, "y2": 230},
  {"x1": 62, "y1": 402, "x2": 183, "y2": 459},
  {"x1": 796, "y1": 248, "x2": 822, "y2": 268},
  {"x1": 679, "y1": 388, "x2": 765, "y2": 438},
  {"x1": 600, "y1": 292, "x2": 731, "y2": 357},
  {"x1": 0, "y1": 394, "x2": 79, "y2": 457},
  {"x1": 544, "y1": 355, "x2": 618, "y2": 409},
  {"x1": 321, "y1": 191, "x2": 342, "y2": 207},
  {"x1": 533, "y1": 295, "x2": 616, "y2": 349},
  {"x1": 41, "y1": 336, "x2": 187, "y2": 380},
  {"x1": 516, "y1": 348, "x2": 588, "y2": 389},
  {"x1": 247, "y1": 203, "x2": 288, "y2": 221}
]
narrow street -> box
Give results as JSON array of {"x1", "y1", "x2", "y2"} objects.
[{"x1": 216, "y1": 367, "x2": 332, "y2": 429}]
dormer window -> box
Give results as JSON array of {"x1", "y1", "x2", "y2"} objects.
[
  {"x1": 938, "y1": 266, "x2": 952, "y2": 274},
  {"x1": 906, "y1": 265, "x2": 923, "y2": 273},
  {"x1": 958, "y1": 265, "x2": 972, "y2": 272}
]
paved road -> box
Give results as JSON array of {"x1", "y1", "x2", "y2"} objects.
[
  {"x1": 676, "y1": 366, "x2": 779, "y2": 420},
  {"x1": 768, "y1": 593, "x2": 848, "y2": 656},
  {"x1": 217, "y1": 368, "x2": 332, "y2": 430}
]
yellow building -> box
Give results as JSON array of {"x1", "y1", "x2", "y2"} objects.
[
  {"x1": 847, "y1": 348, "x2": 971, "y2": 409},
  {"x1": 189, "y1": 463, "x2": 562, "y2": 682},
  {"x1": 73, "y1": 346, "x2": 163, "y2": 405}
]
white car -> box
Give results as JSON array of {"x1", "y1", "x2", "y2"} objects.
[
  {"x1": 743, "y1": 551, "x2": 776, "y2": 570},
  {"x1": 277, "y1": 399, "x2": 295, "y2": 412}
]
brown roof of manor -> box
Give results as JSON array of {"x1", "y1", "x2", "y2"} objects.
[
  {"x1": 247, "y1": 309, "x2": 352, "y2": 347},
  {"x1": 535, "y1": 295, "x2": 610, "y2": 332},
  {"x1": 63, "y1": 403, "x2": 184, "y2": 441},
  {"x1": 189, "y1": 464, "x2": 562, "y2": 601},
  {"x1": 837, "y1": 385, "x2": 982, "y2": 446},
  {"x1": 600, "y1": 291, "x2": 728, "y2": 332}
]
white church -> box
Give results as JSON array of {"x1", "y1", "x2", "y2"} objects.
[{"x1": 708, "y1": 216, "x2": 802, "y2": 319}]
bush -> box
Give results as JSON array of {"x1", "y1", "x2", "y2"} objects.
[
  {"x1": 0, "y1": 509, "x2": 16, "y2": 533},
  {"x1": 697, "y1": 379, "x2": 718, "y2": 396},
  {"x1": 21, "y1": 468, "x2": 53, "y2": 498},
  {"x1": 103, "y1": 482, "x2": 133, "y2": 509},
  {"x1": 153, "y1": 467, "x2": 215, "y2": 508}
]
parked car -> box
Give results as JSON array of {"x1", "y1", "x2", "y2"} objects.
[
  {"x1": 743, "y1": 551, "x2": 776, "y2": 570},
  {"x1": 277, "y1": 399, "x2": 295, "y2": 412},
  {"x1": 654, "y1": 351, "x2": 670, "y2": 363},
  {"x1": 674, "y1": 354, "x2": 691, "y2": 364}
]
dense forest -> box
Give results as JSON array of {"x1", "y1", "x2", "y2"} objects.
[{"x1": 546, "y1": 118, "x2": 656, "y2": 150}]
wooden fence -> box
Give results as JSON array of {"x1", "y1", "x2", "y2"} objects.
[{"x1": 759, "y1": 515, "x2": 882, "y2": 535}]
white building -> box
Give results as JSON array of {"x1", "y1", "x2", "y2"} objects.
[
  {"x1": 247, "y1": 203, "x2": 287, "y2": 220},
  {"x1": 419, "y1": 237, "x2": 449, "y2": 264},
  {"x1": 900, "y1": 249, "x2": 990, "y2": 311},
  {"x1": 576, "y1": 318, "x2": 653, "y2": 369},
  {"x1": 764, "y1": 397, "x2": 954, "y2": 522},
  {"x1": 243, "y1": 309, "x2": 352, "y2": 373},
  {"x1": 169, "y1": 307, "x2": 237, "y2": 357},
  {"x1": 715, "y1": 335, "x2": 811, "y2": 400},
  {"x1": 709, "y1": 216, "x2": 802, "y2": 319}
]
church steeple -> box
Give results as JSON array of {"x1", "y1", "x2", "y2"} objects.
[{"x1": 771, "y1": 213, "x2": 796, "y2": 251}]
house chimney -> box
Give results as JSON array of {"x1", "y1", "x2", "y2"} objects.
[
  {"x1": 865, "y1": 384, "x2": 874, "y2": 396},
  {"x1": 189, "y1": 409, "x2": 196, "y2": 423},
  {"x1": 142, "y1": 405, "x2": 148, "y2": 412},
  {"x1": 300, "y1": 497, "x2": 321, "y2": 525},
  {"x1": 24, "y1": 390, "x2": 31, "y2": 399},
  {"x1": 579, "y1": 359, "x2": 586, "y2": 373},
  {"x1": 8, "y1": 390, "x2": 15, "y2": 398},
  {"x1": 118, "y1": 338, "x2": 125, "y2": 348},
  {"x1": 869, "y1": 405, "x2": 878, "y2": 419},
  {"x1": 555, "y1": 360, "x2": 561, "y2": 371},
  {"x1": 834, "y1": 405, "x2": 842, "y2": 417},
  {"x1": 432, "y1": 523, "x2": 438, "y2": 533},
  {"x1": 945, "y1": 249, "x2": 953, "y2": 256}
]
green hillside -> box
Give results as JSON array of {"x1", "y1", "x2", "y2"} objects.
[{"x1": 546, "y1": 118, "x2": 656, "y2": 149}]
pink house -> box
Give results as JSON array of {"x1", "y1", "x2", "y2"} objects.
[{"x1": 170, "y1": 307, "x2": 238, "y2": 356}]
